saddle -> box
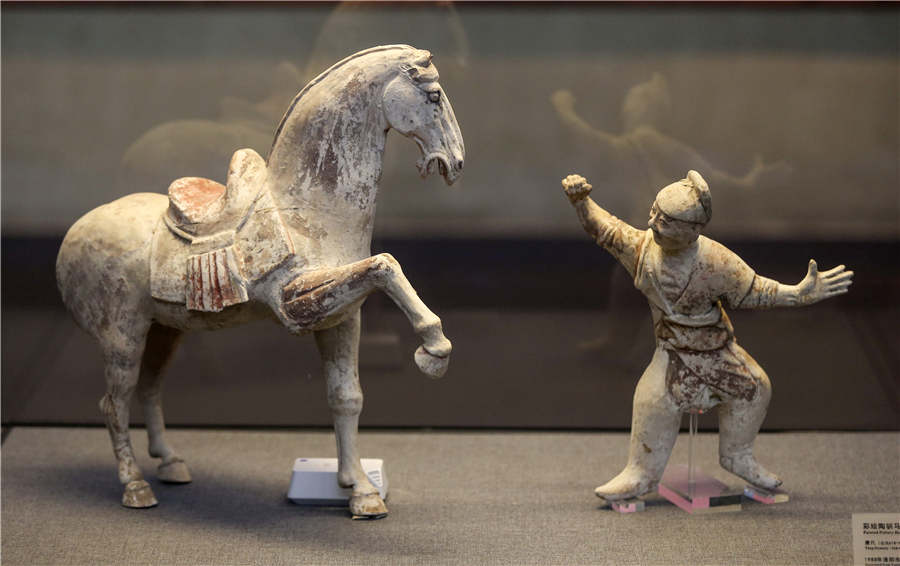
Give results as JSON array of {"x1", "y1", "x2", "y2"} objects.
[{"x1": 150, "y1": 148, "x2": 294, "y2": 312}]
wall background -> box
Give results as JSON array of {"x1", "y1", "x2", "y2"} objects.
[
  {"x1": 3, "y1": 3, "x2": 897, "y2": 239},
  {"x1": 3, "y1": 3, "x2": 897, "y2": 430}
]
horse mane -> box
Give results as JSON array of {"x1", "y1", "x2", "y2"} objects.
[{"x1": 267, "y1": 44, "x2": 416, "y2": 164}]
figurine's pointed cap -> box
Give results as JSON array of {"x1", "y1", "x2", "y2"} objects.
[{"x1": 655, "y1": 170, "x2": 711, "y2": 224}]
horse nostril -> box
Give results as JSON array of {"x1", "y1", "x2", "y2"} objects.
[{"x1": 457, "y1": 160, "x2": 464, "y2": 170}]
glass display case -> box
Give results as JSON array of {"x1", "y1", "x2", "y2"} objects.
[
  {"x1": 3, "y1": 2, "x2": 896, "y2": 430},
  {"x1": 2, "y1": 3, "x2": 897, "y2": 564}
]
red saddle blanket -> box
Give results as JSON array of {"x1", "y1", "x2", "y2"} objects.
[
  {"x1": 168, "y1": 177, "x2": 227, "y2": 226},
  {"x1": 150, "y1": 148, "x2": 294, "y2": 312}
]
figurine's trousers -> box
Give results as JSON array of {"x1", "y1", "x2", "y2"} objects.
[{"x1": 623, "y1": 345, "x2": 772, "y2": 486}]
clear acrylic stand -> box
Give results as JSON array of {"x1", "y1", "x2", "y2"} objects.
[{"x1": 658, "y1": 410, "x2": 743, "y2": 514}]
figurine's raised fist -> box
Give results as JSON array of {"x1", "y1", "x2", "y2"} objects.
[
  {"x1": 562, "y1": 174, "x2": 592, "y2": 204},
  {"x1": 551, "y1": 89, "x2": 577, "y2": 113}
]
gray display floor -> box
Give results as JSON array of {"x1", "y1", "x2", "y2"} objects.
[{"x1": 3, "y1": 427, "x2": 898, "y2": 565}]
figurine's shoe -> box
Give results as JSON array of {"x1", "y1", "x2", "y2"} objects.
[
  {"x1": 158, "y1": 457, "x2": 192, "y2": 484},
  {"x1": 720, "y1": 452, "x2": 782, "y2": 490},
  {"x1": 122, "y1": 480, "x2": 158, "y2": 508},
  {"x1": 349, "y1": 492, "x2": 388, "y2": 520},
  {"x1": 594, "y1": 470, "x2": 655, "y2": 501}
]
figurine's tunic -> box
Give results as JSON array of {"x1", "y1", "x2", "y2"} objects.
[{"x1": 594, "y1": 215, "x2": 779, "y2": 410}]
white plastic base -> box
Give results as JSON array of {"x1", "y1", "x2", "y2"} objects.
[{"x1": 287, "y1": 458, "x2": 388, "y2": 505}]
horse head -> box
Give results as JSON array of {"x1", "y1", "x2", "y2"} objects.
[
  {"x1": 268, "y1": 45, "x2": 465, "y2": 197},
  {"x1": 383, "y1": 50, "x2": 465, "y2": 185},
  {"x1": 265, "y1": 45, "x2": 466, "y2": 263}
]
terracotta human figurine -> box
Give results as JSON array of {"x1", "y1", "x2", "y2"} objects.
[
  {"x1": 561, "y1": 171, "x2": 853, "y2": 502},
  {"x1": 551, "y1": 75, "x2": 791, "y2": 356},
  {"x1": 56, "y1": 45, "x2": 464, "y2": 519}
]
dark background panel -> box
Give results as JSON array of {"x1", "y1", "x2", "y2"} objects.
[{"x1": 3, "y1": 237, "x2": 897, "y2": 430}]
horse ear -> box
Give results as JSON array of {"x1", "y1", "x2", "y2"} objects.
[
  {"x1": 413, "y1": 50, "x2": 433, "y2": 68},
  {"x1": 400, "y1": 61, "x2": 421, "y2": 80}
]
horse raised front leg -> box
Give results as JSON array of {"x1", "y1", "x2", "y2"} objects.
[
  {"x1": 314, "y1": 311, "x2": 387, "y2": 519},
  {"x1": 282, "y1": 253, "x2": 451, "y2": 377}
]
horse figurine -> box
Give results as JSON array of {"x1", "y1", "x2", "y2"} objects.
[{"x1": 56, "y1": 45, "x2": 465, "y2": 519}]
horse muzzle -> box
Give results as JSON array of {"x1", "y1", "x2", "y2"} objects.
[{"x1": 417, "y1": 152, "x2": 462, "y2": 185}]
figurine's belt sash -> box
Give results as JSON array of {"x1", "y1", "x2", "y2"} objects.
[
  {"x1": 664, "y1": 341, "x2": 759, "y2": 408},
  {"x1": 656, "y1": 307, "x2": 734, "y2": 352}
]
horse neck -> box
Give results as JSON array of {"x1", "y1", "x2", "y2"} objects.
[{"x1": 266, "y1": 83, "x2": 388, "y2": 267}]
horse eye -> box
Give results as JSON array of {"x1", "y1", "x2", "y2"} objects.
[{"x1": 427, "y1": 91, "x2": 440, "y2": 103}]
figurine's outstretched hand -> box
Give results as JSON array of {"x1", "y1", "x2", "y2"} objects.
[
  {"x1": 562, "y1": 174, "x2": 592, "y2": 204},
  {"x1": 793, "y1": 260, "x2": 853, "y2": 305}
]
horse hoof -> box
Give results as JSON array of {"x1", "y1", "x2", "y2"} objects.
[
  {"x1": 158, "y1": 458, "x2": 192, "y2": 484},
  {"x1": 415, "y1": 346, "x2": 449, "y2": 379},
  {"x1": 122, "y1": 480, "x2": 158, "y2": 508},
  {"x1": 349, "y1": 493, "x2": 388, "y2": 519}
]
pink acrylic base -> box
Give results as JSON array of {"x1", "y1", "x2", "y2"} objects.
[
  {"x1": 744, "y1": 485, "x2": 790, "y2": 504},
  {"x1": 609, "y1": 499, "x2": 645, "y2": 513},
  {"x1": 658, "y1": 464, "x2": 742, "y2": 514}
]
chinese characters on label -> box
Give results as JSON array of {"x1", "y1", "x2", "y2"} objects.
[{"x1": 853, "y1": 514, "x2": 900, "y2": 566}]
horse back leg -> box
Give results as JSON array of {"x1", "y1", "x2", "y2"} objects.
[
  {"x1": 137, "y1": 323, "x2": 191, "y2": 484},
  {"x1": 282, "y1": 253, "x2": 451, "y2": 377},
  {"x1": 98, "y1": 321, "x2": 158, "y2": 508},
  {"x1": 314, "y1": 311, "x2": 387, "y2": 519}
]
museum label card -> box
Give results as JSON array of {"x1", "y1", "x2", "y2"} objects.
[{"x1": 853, "y1": 513, "x2": 900, "y2": 566}]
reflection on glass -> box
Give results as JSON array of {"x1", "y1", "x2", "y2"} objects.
[
  {"x1": 118, "y1": 2, "x2": 469, "y2": 200},
  {"x1": 551, "y1": 72, "x2": 792, "y2": 225}
]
